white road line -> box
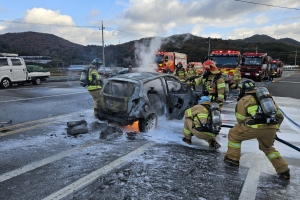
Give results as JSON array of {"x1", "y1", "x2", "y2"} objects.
[
  {"x1": 278, "y1": 81, "x2": 300, "y2": 84},
  {"x1": 0, "y1": 91, "x2": 87, "y2": 103},
  {"x1": 43, "y1": 142, "x2": 155, "y2": 200},
  {"x1": 0, "y1": 86, "x2": 58, "y2": 91},
  {"x1": 239, "y1": 153, "x2": 272, "y2": 200},
  {"x1": 0, "y1": 141, "x2": 98, "y2": 183}
]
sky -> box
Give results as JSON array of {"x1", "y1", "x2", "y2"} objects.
[{"x1": 0, "y1": 0, "x2": 300, "y2": 46}]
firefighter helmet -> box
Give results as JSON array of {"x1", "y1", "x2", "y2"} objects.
[
  {"x1": 91, "y1": 58, "x2": 102, "y2": 66},
  {"x1": 198, "y1": 96, "x2": 211, "y2": 103},
  {"x1": 237, "y1": 78, "x2": 256, "y2": 100},
  {"x1": 203, "y1": 60, "x2": 218, "y2": 74},
  {"x1": 177, "y1": 62, "x2": 183, "y2": 69}
]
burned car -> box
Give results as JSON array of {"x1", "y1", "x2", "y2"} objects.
[{"x1": 97, "y1": 72, "x2": 201, "y2": 132}]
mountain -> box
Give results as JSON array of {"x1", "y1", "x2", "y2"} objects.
[{"x1": 0, "y1": 31, "x2": 299, "y2": 67}]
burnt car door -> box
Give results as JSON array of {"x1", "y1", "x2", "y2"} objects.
[{"x1": 163, "y1": 76, "x2": 195, "y2": 119}]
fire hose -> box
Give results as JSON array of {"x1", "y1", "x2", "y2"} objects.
[{"x1": 221, "y1": 124, "x2": 300, "y2": 152}]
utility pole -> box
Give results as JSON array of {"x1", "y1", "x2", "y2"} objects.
[
  {"x1": 101, "y1": 21, "x2": 105, "y2": 74},
  {"x1": 255, "y1": 45, "x2": 257, "y2": 53},
  {"x1": 207, "y1": 37, "x2": 210, "y2": 58},
  {"x1": 295, "y1": 49, "x2": 298, "y2": 67}
]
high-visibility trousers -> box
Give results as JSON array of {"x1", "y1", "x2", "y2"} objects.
[
  {"x1": 225, "y1": 124, "x2": 289, "y2": 174},
  {"x1": 88, "y1": 89, "x2": 101, "y2": 115}
]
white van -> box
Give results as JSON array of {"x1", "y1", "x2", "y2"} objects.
[{"x1": 0, "y1": 54, "x2": 50, "y2": 88}]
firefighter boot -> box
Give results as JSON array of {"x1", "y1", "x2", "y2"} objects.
[
  {"x1": 182, "y1": 137, "x2": 192, "y2": 145},
  {"x1": 208, "y1": 139, "x2": 221, "y2": 149},
  {"x1": 279, "y1": 170, "x2": 290, "y2": 180},
  {"x1": 224, "y1": 155, "x2": 240, "y2": 166}
]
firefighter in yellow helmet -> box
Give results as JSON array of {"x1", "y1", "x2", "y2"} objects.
[
  {"x1": 193, "y1": 60, "x2": 226, "y2": 109},
  {"x1": 174, "y1": 61, "x2": 187, "y2": 82},
  {"x1": 230, "y1": 67, "x2": 242, "y2": 89},
  {"x1": 182, "y1": 95, "x2": 221, "y2": 149},
  {"x1": 87, "y1": 58, "x2": 102, "y2": 117},
  {"x1": 224, "y1": 79, "x2": 290, "y2": 180}
]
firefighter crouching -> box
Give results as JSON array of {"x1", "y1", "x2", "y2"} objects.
[
  {"x1": 174, "y1": 62, "x2": 187, "y2": 82},
  {"x1": 191, "y1": 60, "x2": 226, "y2": 110},
  {"x1": 88, "y1": 58, "x2": 103, "y2": 117},
  {"x1": 182, "y1": 96, "x2": 221, "y2": 149},
  {"x1": 224, "y1": 79, "x2": 290, "y2": 180}
]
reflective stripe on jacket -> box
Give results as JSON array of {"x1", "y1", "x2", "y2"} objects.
[
  {"x1": 174, "y1": 68, "x2": 187, "y2": 82},
  {"x1": 184, "y1": 102, "x2": 211, "y2": 128},
  {"x1": 235, "y1": 90, "x2": 284, "y2": 129},
  {"x1": 87, "y1": 68, "x2": 102, "y2": 91}
]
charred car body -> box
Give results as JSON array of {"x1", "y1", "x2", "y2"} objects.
[{"x1": 97, "y1": 72, "x2": 201, "y2": 132}]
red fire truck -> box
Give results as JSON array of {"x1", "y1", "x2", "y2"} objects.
[
  {"x1": 209, "y1": 50, "x2": 242, "y2": 84},
  {"x1": 270, "y1": 59, "x2": 284, "y2": 77},
  {"x1": 240, "y1": 52, "x2": 271, "y2": 81},
  {"x1": 154, "y1": 51, "x2": 187, "y2": 73}
]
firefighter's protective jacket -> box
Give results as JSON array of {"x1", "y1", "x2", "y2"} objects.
[
  {"x1": 187, "y1": 68, "x2": 198, "y2": 78},
  {"x1": 174, "y1": 68, "x2": 187, "y2": 82},
  {"x1": 235, "y1": 90, "x2": 284, "y2": 129},
  {"x1": 87, "y1": 67, "x2": 102, "y2": 91},
  {"x1": 233, "y1": 70, "x2": 242, "y2": 81},
  {"x1": 270, "y1": 68, "x2": 276, "y2": 76},
  {"x1": 184, "y1": 101, "x2": 211, "y2": 128},
  {"x1": 195, "y1": 73, "x2": 225, "y2": 103}
]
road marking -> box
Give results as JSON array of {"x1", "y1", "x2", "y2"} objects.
[
  {"x1": 43, "y1": 142, "x2": 156, "y2": 200},
  {"x1": 0, "y1": 141, "x2": 98, "y2": 183},
  {"x1": 0, "y1": 86, "x2": 58, "y2": 91},
  {"x1": 0, "y1": 110, "x2": 91, "y2": 136},
  {"x1": 277, "y1": 81, "x2": 300, "y2": 84},
  {"x1": 0, "y1": 91, "x2": 87, "y2": 103},
  {"x1": 239, "y1": 153, "x2": 272, "y2": 200},
  {"x1": 0, "y1": 121, "x2": 60, "y2": 137},
  {"x1": 0, "y1": 110, "x2": 89, "y2": 132}
]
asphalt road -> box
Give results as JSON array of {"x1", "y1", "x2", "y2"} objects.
[{"x1": 0, "y1": 72, "x2": 300, "y2": 200}]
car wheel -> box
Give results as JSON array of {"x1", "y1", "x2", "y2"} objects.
[
  {"x1": 32, "y1": 78, "x2": 42, "y2": 85},
  {"x1": 1, "y1": 78, "x2": 11, "y2": 88},
  {"x1": 138, "y1": 113, "x2": 158, "y2": 133}
]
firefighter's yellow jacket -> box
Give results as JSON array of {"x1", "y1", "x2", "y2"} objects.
[
  {"x1": 87, "y1": 67, "x2": 102, "y2": 91},
  {"x1": 235, "y1": 90, "x2": 284, "y2": 129},
  {"x1": 184, "y1": 101, "x2": 211, "y2": 128},
  {"x1": 194, "y1": 73, "x2": 225, "y2": 103},
  {"x1": 174, "y1": 68, "x2": 187, "y2": 82}
]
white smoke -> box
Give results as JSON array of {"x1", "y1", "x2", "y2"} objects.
[{"x1": 134, "y1": 37, "x2": 163, "y2": 72}]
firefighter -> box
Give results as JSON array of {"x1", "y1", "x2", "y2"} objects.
[
  {"x1": 230, "y1": 67, "x2": 242, "y2": 89},
  {"x1": 224, "y1": 79, "x2": 290, "y2": 180},
  {"x1": 87, "y1": 58, "x2": 103, "y2": 117},
  {"x1": 269, "y1": 67, "x2": 276, "y2": 82},
  {"x1": 193, "y1": 60, "x2": 226, "y2": 109},
  {"x1": 174, "y1": 61, "x2": 187, "y2": 82},
  {"x1": 182, "y1": 95, "x2": 221, "y2": 149},
  {"x1": 186, "y1": 63, "x2": 198, "y2": 78},
  {"x1": 220, "y1": 69, "x2": 229, "y2": 101}
]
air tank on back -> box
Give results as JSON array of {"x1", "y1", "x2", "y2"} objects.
[
  {"x1": 210, "y1": 102, "x2": 222, "y2": 134},
  {"x1": 255, "y1": 87, "x2": 277, "y2": 121}
]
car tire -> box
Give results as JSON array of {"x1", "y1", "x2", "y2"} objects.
[
  {"x1": 32, "y1": 78, "x2": 42, "y2": 85},
  {"x1": 1, "y1": 78, "x2": 11, "y2": 88},
  {"x1": 138, "y1": 113, "x2": 158, "y2": 133}
]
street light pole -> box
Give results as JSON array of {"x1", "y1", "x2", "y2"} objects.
[{"x1": 101, "y1": 21, "x2": 105, "y2": 74}]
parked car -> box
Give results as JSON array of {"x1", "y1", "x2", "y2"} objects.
[
  {"x1": 109, "y1": 67, "x2": 133, "y2": 77},
  {"x1": 67, "y1": 65, "x2": 86, "y2": 71},
  {"x1": 97, "y1": 72, "x2": 202, "y2": 132}
]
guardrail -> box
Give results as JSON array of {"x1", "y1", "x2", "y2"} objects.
[{"x1": 283, "y1": 65, "x2": 299, "y2": 70}]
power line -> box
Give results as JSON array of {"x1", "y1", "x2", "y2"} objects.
[{"x1": 234, "y1": 0, "x2": 300, "y2": 10}]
